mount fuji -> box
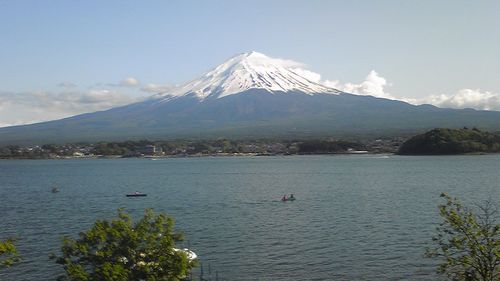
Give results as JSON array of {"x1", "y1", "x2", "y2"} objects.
[
  {"x1": 1, "y1": 51, "x2": 500, "y2": 145},
  {"x1": 163, "y1": 51, "x2": 338, "y2": 99}
]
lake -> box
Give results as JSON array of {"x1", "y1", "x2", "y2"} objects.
[{"x1": 0, "y1": 155, "x2": 499, "y2": 280}]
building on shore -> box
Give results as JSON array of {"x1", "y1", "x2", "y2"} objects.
[{"x1": 142, "y1": 145, "x2": 163, "y2": 156}]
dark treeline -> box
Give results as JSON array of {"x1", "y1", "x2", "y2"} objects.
[
  {"x1": 398, "y1": 127, "x2": 500, "y2": 155},
  {"x1": 298, "y1": 140, "x2": 366, "y2": 154}
]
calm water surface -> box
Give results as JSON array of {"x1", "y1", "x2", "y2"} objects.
[{"x1": 0, "y1": 155, "x2": 499, "y2": 280}]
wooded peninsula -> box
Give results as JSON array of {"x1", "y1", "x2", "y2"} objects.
[{"x1": 398, "y1": 128, "x2": 500, "y2": 155}]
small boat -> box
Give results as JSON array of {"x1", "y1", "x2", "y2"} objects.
[
  {"x1": 126, "y1": 192, "x2": 147, "y2": 197},
  {"x1": 51, "y1": 187, "x2": 60, "y2": 193},
  {"x1": 281, "y1": 195, "x2": 296, "y2": 202}
]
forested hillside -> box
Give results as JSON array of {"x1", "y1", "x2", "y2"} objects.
[{"x1": 398, "y1": 128, "x2": 500, "y2": 155}]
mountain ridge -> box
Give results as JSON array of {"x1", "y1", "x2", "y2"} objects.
[{"x1": 1, "y1": 52, "x2": 500, "y2": 145}]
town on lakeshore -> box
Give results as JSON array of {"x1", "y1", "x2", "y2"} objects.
[
  {"x1": 2, "y1": 127, "x2": 500, "y2": 159},
  {"x1": 0, "y1": 137, "x2": 403, "y2": 159}
]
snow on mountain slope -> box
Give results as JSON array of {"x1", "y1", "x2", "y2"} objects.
[{"x1": 160, "y1": 51, "x2": 340, "y2": 101}]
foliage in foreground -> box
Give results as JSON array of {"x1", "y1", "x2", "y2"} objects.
[
  {"x1": 54, "y1": 209, "x2": 194, "y2": 281},
  {"x1": 426, "y1": 193, "x2": 499, "y2": 280},
  {"x1": 0, "y1": 238, "x2": 20, "y2": 269}
]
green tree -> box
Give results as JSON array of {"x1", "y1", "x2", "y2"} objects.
[
  {"x1": 426, "y1": 193, "x2": 499, "y2": 280},
  {"x1": 55, "y1": 209, "x2": 195, "y2": 281},
  {"x1": 0, "y1": 237, "x2": 20, "y2": 269}
]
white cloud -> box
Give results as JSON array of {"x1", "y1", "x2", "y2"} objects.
[
  {"x1": 337, "y1": 71, "x2": 394, "y2": 99},
  {"x1": 250, "y1": 53, "x2": 305, "y2": 69},
  {"x1": 411, "y1": 89, "x2": 500, "y2": 111},
  {"x1": 259, "y1": 56, "x2": 318, "y2": 81},
  {"x1": 272, "y1": 55, "x2": 500, "y2": 111},
  {"x1": 140, "y1": 83, "x2": 174, "y2": 93},
  {"x1": 315, "y1": 69, "x2": 500, "y2": 110},
  {"x1": 103, "y1": 77, "x2": 141, "y2": 87},
  {"x1": 271, "y1": 58, "x2": 305, "y2": 69},
  {"x1": 119, "y1": 77, "x2": 140, "y2": 87},
  {"x1": 288, "y1": 64, "x2": 500, "y2": 111},
  {"x1": 321, "y1": 71, "x2": 395, "y2": 99},
  {"x1": 291, "y1": 67, "x2": 395, "y2": 100},
  {"x1": 272, "y1": 56, "x2": 395, "y2": 100}
]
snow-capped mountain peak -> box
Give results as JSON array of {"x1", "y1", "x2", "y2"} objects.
[{"x1": 163, "y1": 51, "x2": 339, "y2": 101}]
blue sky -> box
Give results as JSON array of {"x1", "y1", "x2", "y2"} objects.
[{"x1": 1, "y1": 0, "x2": 499, "y2": 126}]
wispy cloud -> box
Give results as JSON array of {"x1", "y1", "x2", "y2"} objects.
[
  {"x1": 290, "y1": 68, "x2": 322, "y2": 84},
  {"x1": 0, "y1": 89, "x2": 144, "y2": 127},
  {"x1": 119, "y1": 77, "x2": 140, "y2": 87},
  {"x1": 104, "y1": 77, "x2": 141, "y2": 87},
  {"x1": 408, "y1": 89, "x2": 500, "y2": 111},
  {"x1": 2, "y1": 90, "x2": 138, "y2": 108},
  {"x1": 140, "y1": 83, "x2": 174, "y2": 93},
  {"x1": 57, "y1": 81, "x2": 77, "y2": 88},
  {"x1": 0, "y1": 120, "x2": 39, "y2": 128}
]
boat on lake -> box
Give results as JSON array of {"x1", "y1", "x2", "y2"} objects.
[
  {"x1": 126, "y1": 192, "x2": 147, "y2": 197},
  {"x1": 281, "y1": 194, "x2": 296, "y2": 202}
]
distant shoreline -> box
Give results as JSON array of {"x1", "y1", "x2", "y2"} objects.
[
  {"x1": 2, "y1": 152, "x2": 499, "y2": 160},
  {"x1": 0, "y1": 151, "x2": 394, "y2": 160}
]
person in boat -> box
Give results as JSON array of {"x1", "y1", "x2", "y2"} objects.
[
  {"x1": 282, "y1": 194, "x2": 287, "y2": 201},
  {"x1": 289, "y1": 194, "x2": 294, "y2": 199}
]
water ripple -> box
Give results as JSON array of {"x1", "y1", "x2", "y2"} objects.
[{"x1": 0, "y1": 156, "x2": 499, "y2": 280}]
